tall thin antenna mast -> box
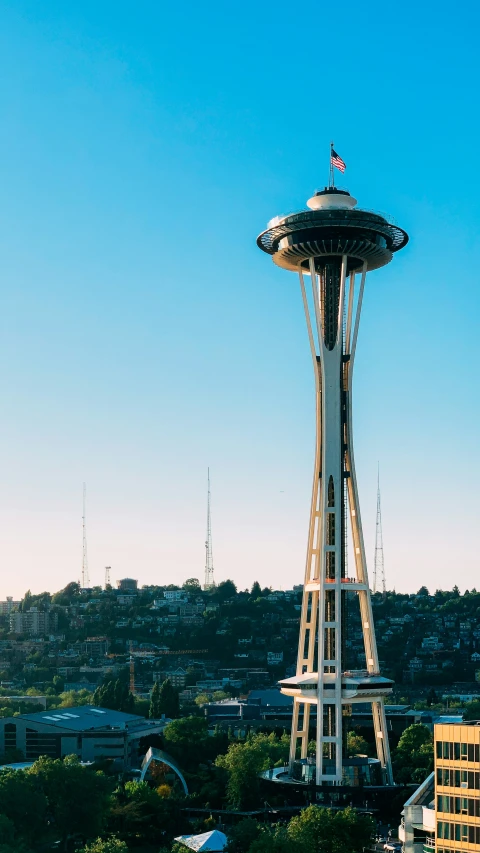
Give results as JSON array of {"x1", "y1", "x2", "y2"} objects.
[
  {"x1": 373, "y1": 466, "x2": 386, "y2": 597},
  {"x1": 129, "y1": 640, "x2": 135, "y2": 695},
  {"x1": 82, "y1": 483, "x2": 90, "y2": 589},
  {"x1": 204, "y1": 469, "x2": 215, "y2": 590}
]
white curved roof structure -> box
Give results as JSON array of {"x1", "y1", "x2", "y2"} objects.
[{"x1": 174, "y1": 830, "x2": 227, "y2": 851}]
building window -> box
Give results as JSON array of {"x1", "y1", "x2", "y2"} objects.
[
  {"x1": 327, "y1": 476, "x2": 334, "y2": 507},
  {"x1": 4, "y1": 723, "x2": 16, "y2": 751}
]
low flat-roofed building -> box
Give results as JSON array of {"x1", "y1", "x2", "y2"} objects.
[{"x1": 0, "y1": 705, "x2": 169, "y2": 769}]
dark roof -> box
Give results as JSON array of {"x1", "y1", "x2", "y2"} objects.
[
  {"x1": 248, "y1": 689, "x2": 293, "y2": 707},
  {"x1": 13, "y1": 705, "x2": 143, "y2": 731}
]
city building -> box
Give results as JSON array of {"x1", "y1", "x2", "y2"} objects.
[
  {"x1": 116, "y1": 578, "x2": 138, "y2": 591},
  {"x1": 9, "y1": 608, "x2": 57, "y2": 636},
  {"x1": 257, "y1": 179, "x2": 408, "y2": 787},
  {"x1": 399, "y1": 772, "x2": 435, "y2": 853},
  {"x1": 435, "y1": 721, "x2": 480, "y2": 850},
  {"x1": 400, "y1": 721, "x2": 480, "y2": 853},
  {"x1": 0, "y1": 598, "x2": 20, "y2": 615},
  {"x1": 164, "y1": 590, "x2": 187, "y2": 602},
  {"x1": 81, "y1": 637, "x2": 110, "y2": 657},
  {"x1": 0, "y1": 705, "x2": 169, "y2": 769}
]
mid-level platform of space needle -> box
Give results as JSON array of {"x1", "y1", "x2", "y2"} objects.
[{"x1": 257, "y1": 184, "x2": 408, "y2": 787}]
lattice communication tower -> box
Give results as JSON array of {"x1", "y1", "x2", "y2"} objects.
[
  {"x1": 82, "y1": 483, "x2": 90, "y2": 589},
  {"x1": 373, "y1": 468, "x2": 386, "y2": 597},
  {"x1": 204, "y1": 469, "x2": 215, "y2": 590}
]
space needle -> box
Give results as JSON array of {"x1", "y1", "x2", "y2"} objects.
[{"x1": 257, "y1": 148, "x2": 408, "y2": 787}]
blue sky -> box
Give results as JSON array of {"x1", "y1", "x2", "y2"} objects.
[{"x1": 0, "y1": 1, "x2": 479, "y2": 597}]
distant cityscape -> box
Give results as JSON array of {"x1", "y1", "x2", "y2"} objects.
[{"x1": 1, "y1": 579, "x2": 479, "y2": 703}]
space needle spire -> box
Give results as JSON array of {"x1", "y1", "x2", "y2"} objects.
[{"x1": 257, "y1": 174, "x2": 408, "y2": 788}]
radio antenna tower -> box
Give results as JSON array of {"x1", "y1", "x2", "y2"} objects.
[
  {"x1": 204, "y1": 469, "x2": 215, "y2": 590},
  {"x1": 81, "y1": 483, "x2": 90, "y2": 589},
  {"x1": 105, "y1": 566, "x2": 111, "y2": 588},
  {"x1": 129, "y1": 640, "x2": 135, "y2": 694},
  {"x1": 373, "y1": 467, "x2": 386, "y2": 597}
]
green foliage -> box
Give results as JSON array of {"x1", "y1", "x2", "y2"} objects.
[
  {"x1": 81, "y1": 837, "x2": 128, "y2": 853},
  {"x1": 248, "y1": 825, "x2": 296, "y2": 853},
  {"x1": 0, "y1": 812, "x2": 33, "y2": 853},
  {"x1": 215, "y1": 580, "x2": 237, "y2": 601},
  {"x1": 250, "y1": 581, "x2": 262, "y2": 598},
  {"x1": 93, "y1": 679, "x2": 135, "y2": 713},
  {"x1": 215, "y1": 731, "x2": 289, "y2": 809},
  {"x1": 287, "y1": 805, "x2": 374, "y2": 853},
  {"x1": 226, "y1": 817, "x2": 260, "y2": 852},
  {"x1": 107, "y1": 778, "x2": 186, "y2": 844},
  {"x1": 150, "y1": 678, "x2": 180, "y2": 719},
  {"x1": 0, "y1": 768, "x2": 47, "y2": 846},
  {"x1": 463, "y1": 700, "x2": 480, "y2": 721},
  {"x1": 346, "y1": 731, "x2": 370, "y2": 757},
  {"x1": 29, "y1": 755, "x2": 112, "y2": 845},
  {"x1": 50, "y1": 689, "x2": 94, "y2": 708},
  {"x1": 182, "y1": 578, "x2": 201, "y2": 592},
  {"x1": 162, "y1": 715, "x2": 227, "y2": 773},
  {"x1": 393, "y1": 723, "x2": 434, "y2": 783}
]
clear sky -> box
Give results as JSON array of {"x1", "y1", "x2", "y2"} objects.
[{"x1": 0, "y1": 1, "x2": 479, "y2": 598}]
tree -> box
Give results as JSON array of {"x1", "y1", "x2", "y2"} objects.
[
  {"x1": 248, "y1": 825, "x2": 298, "y2": 853},
  {"x1": 226, "y1": 818, "x2": 260, "y2": 852},
  {"x1": 463, "y1": 700, "x2": 480, "y2": 721},
  {"x1": 107, "y1": 780, "x2": 185, "y2": 844},
  {"x1": 93, "y1": 679, "x2": 135, "y2": 713},
  {"x1": 163, "y1": 716, "x2": 227, "y2": 772},
  {"x1": 346, "y1": 731, "x2": 370, "y2": 757},
  {"x1": 149, "y1": 681, "x2": 161, "y2": 718},
  {"x1": 183, "y1": 578, "x2": 201, "y2": 592},
  {"x1": 393, "y1": 723, "x2": 434, "y2": 783},
  {"x1": 0, "y1": 813, "x2": 33, "y2": 853},
  {"x1": 250, "y1": 581, "x2": 262, "y2": 598},
  {"x1": 215, "y1": 732, "x2": 289, "y2": 809},
  {"x1": 287, "y1": 806, "x2": 374, "y2": 853},
  {"x1": 29, "y1": 755, "x2": 112, "y2": 850},
  {"x1": 0, "y1": 768, "x2": 47, "y2": 847},
  {"x1": 52, "y1": 675, "x2": 65, "y2": 694},
  {"x1": 216, "y1": 580, "x2": 237, "y2": 602},
  {"x1": 151, "y1": 679, "x2": 180, "y2": 719},
  {"x1": 81, "y1": 838, "x2": 128, "y2": 853}
]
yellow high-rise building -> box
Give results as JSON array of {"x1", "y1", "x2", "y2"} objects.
[{"x1": 435, "y1": 722, "x2": 480, "y2": 852}]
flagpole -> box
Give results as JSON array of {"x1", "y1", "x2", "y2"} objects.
[{"x1": 329, "y1": 140, "x2": 334, "y2": 188}]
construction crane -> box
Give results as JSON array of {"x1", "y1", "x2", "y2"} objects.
[
  {"x1": 82, "y1": 483, "x2": 90, "y2": 589},
  {"x1": 373, "y1": 466, "x2": 386, "y2": 597},
  {"x1": 204, "y1": 468, "x2": 215, "y2": 590}
]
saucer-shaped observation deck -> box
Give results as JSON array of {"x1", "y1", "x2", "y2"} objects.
[{"x1": 256, "y1": 187, "x2": 408, "y2": 273}]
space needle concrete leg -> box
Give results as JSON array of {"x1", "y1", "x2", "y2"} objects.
[
  {"x1": 289, "y1": 269, "x2": 323, "y2": 772},
  {"x1": 345, "y1": 262, "x2": 394, "y2": 784}
]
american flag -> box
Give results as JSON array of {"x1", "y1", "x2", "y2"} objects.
[{"x1": 331, "y1": 149, "x2": 346, "y2": 173}]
